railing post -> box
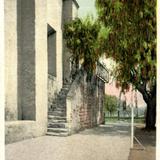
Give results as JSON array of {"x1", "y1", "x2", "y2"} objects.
[
  {"x1": 131, "y1": 87, "x2": 134, "y2": 148},
  {"x1": 131, "y1": 104, "x2": 134, "y2": 148}
]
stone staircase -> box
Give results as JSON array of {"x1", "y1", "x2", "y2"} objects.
[{"x1": 47, "y1": 84, "x2": 70, "y2": 136}]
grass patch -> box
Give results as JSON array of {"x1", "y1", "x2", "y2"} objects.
[{"x1": 105, "y1": 117, "x2": 145, "y2": 123}]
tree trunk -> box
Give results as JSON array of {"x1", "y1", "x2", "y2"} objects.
[
  {"x1": 117, "y1": 90, "x2": 122, "y2": 120},
  {"x1": 145, "y1": 95, "x2": 156, "y2": 130},
  {"x1": 136, "y1": 83, "x2": 156, "y2": 130}
]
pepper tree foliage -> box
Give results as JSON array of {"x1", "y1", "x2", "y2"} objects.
[
  {"x1": 63, "y1": 16, "x2": 109, "y2": 80},
  {"x1": 95, "y1": 0, "x2": 156, "y2": 129}
]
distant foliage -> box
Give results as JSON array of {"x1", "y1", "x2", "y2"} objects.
[{"x1": 104, "y1": 95, "x2": 118, "y2": 116}]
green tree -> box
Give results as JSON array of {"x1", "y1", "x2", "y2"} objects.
[
  {"x1": 96, "y1": 0, "x2": 156, "y2": 129},
  {"x1": 63, "y1": 16, "x2": 109, "y2": 80},
  {"x1": 105, "y1": 95, "x2": 118, "y2": 116}
]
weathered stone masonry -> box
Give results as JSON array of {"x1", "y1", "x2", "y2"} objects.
[{"x1": 66, "y1": 72, "x2": 105, "y2": 134}]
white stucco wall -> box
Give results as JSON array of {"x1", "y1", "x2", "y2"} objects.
[
  {"x1": 47, "y1": 0, "x2": 63, "y2": 91},
  {"x1": 5, "y1": 0, "x2": 18, "y2": 121},
  {"x1": 5, "y1": 0, "x2": 48, "y2": 143},
  {"x1": 72, "y1": 1, "x2": 78, "y2": 20},
  {"x1": 5, "y1": 0, "x2": 80, "y2": 143},
  {"x1": 62, "y1": 0, "x2": 79, "y2": 84},
  {"x1": 35, "y1": 0, "x2": 48, "y2": 125}
]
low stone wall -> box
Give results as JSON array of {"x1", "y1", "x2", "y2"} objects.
[
  {"x1": 5, "y1": 120, "x2": 47, "y2": 144},
  {"x1": 66, "y1": 72, "x2": 105, "y2": 134}
]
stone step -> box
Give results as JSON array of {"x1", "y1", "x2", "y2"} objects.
[
  {"x1": 57, "y1": 99, "x2": 66, "y2": 103},
  {"x1": 48, "y1": 122, "x2": 67, "y2": 128},
  {"x1": 50, "y1": 101, "x2": 66, "y2": 105},
  {"x1": 57, "y1": 101, "x2": 66, "y2": 106},
  {"x1": 58, "y1": 91, "x2": 67, "y2": 95},
  {"x1": 49, "y1": 105, "x2": 57, "y2": 110},
  {"x1": 58, "y1": 94, "x2": 67, "y2": 98},
  {"x1": 49, "y1": 109, "x2": 65, "y2": 113},
  {"x1": 52, "y1": 98, "x2": 65, "y2": 103},
  {"x1": 48, "y1": 115, "x2": 66, "y2": 120},
  {"x1": 54, "y1": 103, "x2": 66, "y2": 107},
  {"x1": 51, "y1": 110, "x2": 66, "y2": 114},
  {"x1": 46, "y1": 132, "x2": 69, "y2": 137},
  {"x1": 62, "y1": 87, "x2": 70, "y2": 90},
  {"x1": 49, "y1": 113, "x2": 66, "y2": 117},
  {"x1": 63, "y1": 84, "x2": 70, "y2": 87},
  {"x1": 57, "y1": 102, "x2": 66, "y2": 106},
  {"x1": 56, "y1": 101, "x2": 66, "y2": 105},
  {"x1": 51, "y1": 101, "x2": 57, "y2": 104},
  {"x1": 48, "y1": 109, "x2": 66, "y2": 113},
  {"x1": 47, "y1": 84, "x2": 71, "y2": 137},
  {"x1": 55, "y1": 109, "x2": 66, "y2": 113},
  {"x1": 57, "y1": 98, "x2": 66, "y2": 101},
  {"x1": 62, "y1": 85, "x2": 70, "y2": 88},
  {"x1": 59, "y1": 94, "x2": 67, "y2": 98},
  {"x1": 48, "y1": 119, "x2": 66, "y2": 123},
  {"x1": 56, "y1": 105, "x2": 66, "y2": 109},
  {"x1": 49, "y1": 110, "x2": 66, "y2": 114},
  {"x1": 60, "y1": 89, "x2": 69, "y2": 92},
  {"x1": 49, "y1": 110, "x2": 65, "y2": 114},
  {"x1": 47, "y1": 128, "x2": 68, "y2": 133},
  {"x1": 49, "y1": 107, "x2": 66, "y2": 111}
]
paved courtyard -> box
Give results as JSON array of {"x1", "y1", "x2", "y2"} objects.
[{"x1": 6, "y1": 124, "x2": 131, "y2": 160}]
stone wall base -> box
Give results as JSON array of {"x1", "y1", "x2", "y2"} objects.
[{"x1": 5, "y1": 121, "x2": 47, "y2": 144}]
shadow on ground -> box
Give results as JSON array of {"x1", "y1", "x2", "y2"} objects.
[
  {"x1": 79, "y1": 123, "x2": 130, "y2": 137},
  {"x1": 134, "y1": 126, "x2": 156, "y2": 147},
  {"x1": 128, "y1": 126, "x2": 156, "y2": 160}
]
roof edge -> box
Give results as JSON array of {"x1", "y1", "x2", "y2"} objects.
[{"x1": 72, "y1": 0, "x2": 79, "y2": 9}]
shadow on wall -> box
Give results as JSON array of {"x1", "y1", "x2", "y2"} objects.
[{"x1": 17, "y1": 0, "x2": 36, "y2": 121}]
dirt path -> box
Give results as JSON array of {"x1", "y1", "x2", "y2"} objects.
[
  {"x1": 6, "y1": 124, "x2": 130, "y2": 160},
  {"x1": 128, "y1": 125, "x2": 156, "y2": 160}
]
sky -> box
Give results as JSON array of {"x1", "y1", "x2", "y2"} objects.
[
  {"x1": 105, "y1": 82, "x2": 146, "y2": 108},
  {"x1": 76, "y1": 0, "x2": 146, "y2": 108},
  {"x1": 76, "y1": 0, "x2": 97, "y2": 18}
]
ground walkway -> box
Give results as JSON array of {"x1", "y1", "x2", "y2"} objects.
[
  {"x1": 128, "y1": 125, "x2": 156, "y2": 160},
  {"x1": 6, "y1": 124, "x2": 131, "y2": 160}
]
